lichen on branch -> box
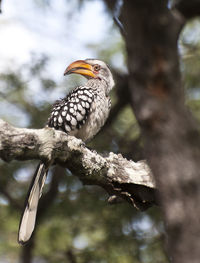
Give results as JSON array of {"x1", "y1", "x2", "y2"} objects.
[{"x1": 0, "y1": 118, "x2": 156, "y2": 210}]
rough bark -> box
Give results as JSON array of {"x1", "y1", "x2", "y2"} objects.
[
  {"x1": 0, "y1": 118, "x2": 156, "y2": 210},
  {"x1": 120, "y1": 1, "x2": 200, "y2": 263}
]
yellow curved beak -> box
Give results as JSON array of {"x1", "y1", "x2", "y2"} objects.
[{"x1": 64, "y1": 60, "x2": 96, "y2": 78}]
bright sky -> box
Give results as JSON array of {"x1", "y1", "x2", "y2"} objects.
[{"x1": 0, "y1": 0, "x2": 112, "y2": 80}]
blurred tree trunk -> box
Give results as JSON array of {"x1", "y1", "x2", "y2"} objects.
[{"x1": 109, "y1": 0, "x2": 200, "y2": 263}]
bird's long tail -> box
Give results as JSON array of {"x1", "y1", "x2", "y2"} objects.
[{"x1": 18, "y1": 162, "x2": 48, "y2": 244}]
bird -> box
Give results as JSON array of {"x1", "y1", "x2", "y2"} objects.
[{"x1": 18, "y1": 59, "x2": 115, "y2": 244}]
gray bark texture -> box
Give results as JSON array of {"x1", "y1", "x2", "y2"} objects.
[
  {"x1": 0, "y1": 118, "x2": 156, "y2": 210},
  {"x1": 116, "y1": 0, "x2": 200, "y2": 263}
]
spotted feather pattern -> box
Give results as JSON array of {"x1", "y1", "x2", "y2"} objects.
[{"x1": 47, "y1": 86, "x2": 94, "y2": 133}]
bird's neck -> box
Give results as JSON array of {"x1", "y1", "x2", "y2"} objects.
[{"x1": 87, "y1": 78, "x2": 112, "y2": 96}]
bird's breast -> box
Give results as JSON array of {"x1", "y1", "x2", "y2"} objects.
[{"x1": 70, "y1": 94, "x2": 111, "y2": 142}]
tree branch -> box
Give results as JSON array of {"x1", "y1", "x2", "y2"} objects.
[
  {"x1": 173, "y1": 0, "x2": 200, "y2": 19},
  {"x1": 0, "y1": 118, "x2": 156, "y2": 210}
]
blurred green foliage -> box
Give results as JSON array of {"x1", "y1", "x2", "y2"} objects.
[{"x1": 180, "y1": 19, "x2": 200, "y2": 122}]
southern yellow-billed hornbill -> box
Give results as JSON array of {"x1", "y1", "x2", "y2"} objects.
[{"x1": 18, "y1": 59, "x2": 115, "y2": 244}]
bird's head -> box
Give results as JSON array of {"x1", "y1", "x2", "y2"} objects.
[{"x1": 64, "y1": 59, "x2": 115, "y2": 93}]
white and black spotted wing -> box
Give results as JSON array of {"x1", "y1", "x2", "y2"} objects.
[{"x1": 48, "y1": 86, "x2": 94, "y2": 133}]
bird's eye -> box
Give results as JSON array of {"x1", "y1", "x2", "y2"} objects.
[{"x1": 93, "y1": 64, "x2": 101, "y2": 71}]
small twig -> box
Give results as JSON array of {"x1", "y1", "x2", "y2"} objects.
[
  {"x1": 0, "y1": 0, "x2": 2, "y2": 13},
  {"x1": 66, "y1": 248, "x2": 77, "y2": 263},
  {"x1": 113, "y1": 0, "x2": 126, "y2": 36}
]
